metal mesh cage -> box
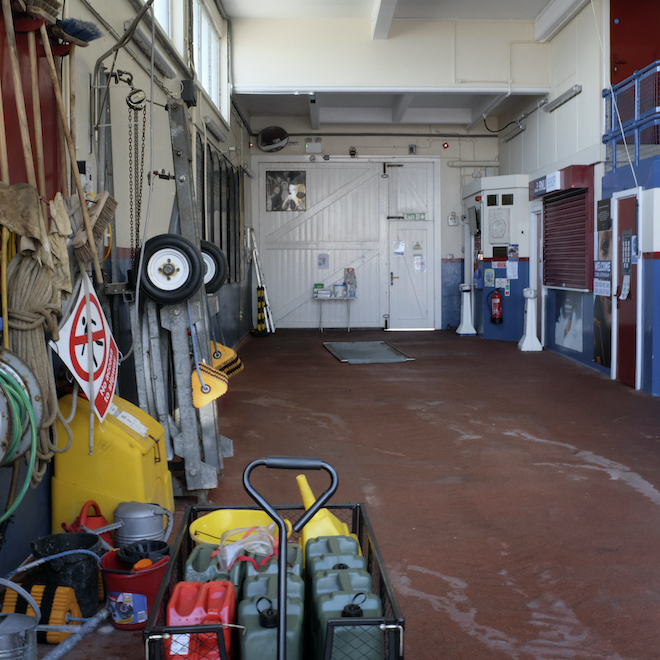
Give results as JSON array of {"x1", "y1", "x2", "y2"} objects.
[
  {"x1": 605, "y1": 142, "x2": 614, "y2": 173},
  {"x1": 616, "y1": 84, "x2": 636, "y2": 126},
  {"x1": 639, "y1": 121, "x2": 660, "y2": 161},
  {"x1": 639, "y1": 69, "x2": 660, "y2": 119},
  {"x1": 144, "y1": 504, "x2": 404, "y2": 660}
]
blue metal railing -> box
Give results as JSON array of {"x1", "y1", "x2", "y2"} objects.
[{"x1": 603, "y1": 60, "x2": 660, "y2": 172}]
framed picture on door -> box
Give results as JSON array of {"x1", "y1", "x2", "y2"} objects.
[{"x1": 266, "y1": 171, "x2": 306, "y2": 211}]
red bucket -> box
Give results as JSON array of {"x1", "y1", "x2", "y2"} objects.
[{"x1": 101, "y1": 550, "x2": 169, "y2": 630}]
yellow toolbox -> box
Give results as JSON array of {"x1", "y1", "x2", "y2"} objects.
[{"x1": 52, "y1": 394, "x2": 174, "y2": 536}]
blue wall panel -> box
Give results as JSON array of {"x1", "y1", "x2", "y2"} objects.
[
  {"x1": 0, "y1": 465, "x2": 50, "y2": 576},
  {"x1": 441, "y1": 260, "x2": 462, "y2": 331},
  {"x1": 602, "y1": 158, "x2": 660, "y2": 198},
  {"x1": 474, "y1": 261, "x2": 529, "y2": 341}
]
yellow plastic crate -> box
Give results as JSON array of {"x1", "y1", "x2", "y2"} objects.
[{"x1": 52, "y1": 394, "x2": 174, "y2": 536}]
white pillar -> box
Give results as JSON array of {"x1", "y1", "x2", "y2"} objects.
[
  {"x1": 457, "y1": 283, "x2": 477, "y2": 336},
  {"x1": 518, "y1": 288, "x2": 542, "y2": 351}
]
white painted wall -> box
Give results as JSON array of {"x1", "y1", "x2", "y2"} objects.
[
  {"x1": 232, "y1": 18, "x2": 548, "y2": 92},
  {"x1": 68, "y1": 0, "x2": 250, "y2": 250},
  {"x1": 498, "y1": 0, "x2": 606, "y2": 179}
]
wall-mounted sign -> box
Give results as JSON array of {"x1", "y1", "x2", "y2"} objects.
[
  {"x1": 529, "y1": 170, "x2": 563, "y2": 199},
  {"x1": 597, "y1": 199, "x2": 611, "y2": 231},
  {"x1": 403, "y1": 212, "x2": 426, "y2": 220},
  {"x1": 594, "y1": 260, "x2": 611, "y2": 280}
]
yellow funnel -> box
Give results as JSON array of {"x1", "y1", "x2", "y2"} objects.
[{"x1": 296, "y1": 474, "x2": 359, "y2": 552}]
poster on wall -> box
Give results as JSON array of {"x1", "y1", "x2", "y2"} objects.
[
  {"x1": 593, "y1": 294, "x2": 612, "y2": 368},
  {"x1": 554, "y1": 291, "x2": 583, "y2": 353},
  {"x1": 593, "y1": 211, "x2": 612, "y2": 368},
  {"x1": 266, "y1": 171, "x2": 306, "y2": 211}
]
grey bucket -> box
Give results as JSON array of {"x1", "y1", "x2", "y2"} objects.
[{"x1": 0, "y1": 578, "x2": 41, "y2": 660}]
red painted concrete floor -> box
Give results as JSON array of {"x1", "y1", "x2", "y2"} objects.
[{"x1": 53, "y1": 329, "x2": 660, "y2": 659}]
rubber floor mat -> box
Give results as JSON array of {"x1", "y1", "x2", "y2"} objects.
[{"x1": 323, "y1": 341, "x2": 414, "y2": 364}]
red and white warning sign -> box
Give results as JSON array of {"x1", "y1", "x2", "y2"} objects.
[{"x1": 51, "y1": 273, "x2": 118, "y2": 422}]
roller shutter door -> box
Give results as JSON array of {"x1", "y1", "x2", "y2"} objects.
[{"x1": 543, "y1": 188, "x2": 590, "y2": 289}]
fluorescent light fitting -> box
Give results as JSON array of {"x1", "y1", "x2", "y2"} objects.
[
  {"x1": 204, "y1": 116, "x2": 228, "y2": 142},
  {"x1": 241, "y1": 165, "x2": 255, "y2": 179},
  {"x1": 542, "y1": 84, "x2": 582, "y2": 113},
  {"x1": 126, "y1": 23, "x2": 176, "y2": 79},
  {"x1": 500, "y1": 122, "x2": 526, "y2": 143}
]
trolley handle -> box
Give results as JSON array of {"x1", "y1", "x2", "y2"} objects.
[
  {"x1": 242, "y1": 456, "x2": 338, "y2": 660},
  {"x1": 265, "y1": 456, "x2": 324, "y2": 471},
  {"x1": 244, "y1": 456, "x2": 338, "y2": 533}
]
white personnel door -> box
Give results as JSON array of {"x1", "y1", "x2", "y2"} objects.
[{"x1": 386, "y1": 164, "x2": 434, "y2": 330}]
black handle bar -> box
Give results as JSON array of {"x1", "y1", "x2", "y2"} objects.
[{"x1": 243, "y1": 456, "x2": 338, "y2": 660}]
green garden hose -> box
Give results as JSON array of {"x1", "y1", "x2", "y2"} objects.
[{"x1": 0, "y1": 369, "x2": 37, "y2": 524}]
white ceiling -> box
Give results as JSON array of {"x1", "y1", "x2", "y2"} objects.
[
  {"x1": 224, "y1": 0, "x2": 557, "y2": 131},
  {"x1": 221, "y1": 0, "x2": 551, "y2": 21}
]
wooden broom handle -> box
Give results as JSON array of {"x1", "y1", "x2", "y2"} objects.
[
  {"x1": 27, "y1": 30, "x2": 48, "y2": 220},
  {"x1": 0, "y1": 75, "x2": 10, "y2": 349},
  {"x1": 39, "y1": 23, "x2": 104, "y2": 284},
  {"x1": 1, "y1": 0, "x2": 36, "y2": 188}
]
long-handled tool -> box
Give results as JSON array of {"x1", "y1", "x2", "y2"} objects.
[
  {"x1": 39, "y1": 23, "x2": 103, "y2": 284},
  {"x1": 248, "y1": 227, "x2": 275, "y2": 333},
  {"x1": 27, "y1": 28, "x2": 48, "y2": 222},
  {"x1": 0, "y1": 0, "x2": 37, "y2": 189}
]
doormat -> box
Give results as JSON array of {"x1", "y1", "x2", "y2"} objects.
[{"x1": 323, "y1": 341, "x2": 414, "y2": 364}]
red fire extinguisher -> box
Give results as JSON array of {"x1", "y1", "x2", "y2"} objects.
[{"x1": 489, "y1": 289, "x2": 503, "y2": 324}]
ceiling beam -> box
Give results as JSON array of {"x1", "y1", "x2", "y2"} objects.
[
  {"x1": 308, "y1": 94, "x2": 320, "y2": 130},
  {"x1": 535, "y1": 0, "x2": 589, "y2": 42},
  {"x1": 392, "y1": 93, "x2": 414, "y2": 123},
  {"x1": 320, "y1": 106, "x2": 472, "y2": 125},
  {"x1": 371, "y1": 0, "x2": 396, "y2": 40}
]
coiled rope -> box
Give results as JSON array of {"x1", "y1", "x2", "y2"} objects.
[{"x1": 6, "y1": 252, "x2": 73, "y2": 486}]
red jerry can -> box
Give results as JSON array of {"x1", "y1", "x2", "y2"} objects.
[{"x1": 166, "y1": 581, "x2": 236, "y2": 660}]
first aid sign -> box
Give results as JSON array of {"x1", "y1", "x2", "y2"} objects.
[{"x1": 51, "y1": 273, "x2": 118, "y2": 422}]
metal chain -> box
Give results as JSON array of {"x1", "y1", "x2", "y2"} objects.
[
  {"x1": 136, "y1": 108, "x2": 146, "y2": 255},
  {"x1": 128, "y1": 105, "x2": 146, "y2": 273},
  {"x1": 128, "y1": 104, "x2": 135, "y2": 271}
]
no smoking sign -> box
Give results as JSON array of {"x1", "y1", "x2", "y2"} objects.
[{"x1": 51, "y1": 273, "x2": 118, "y2": 422}]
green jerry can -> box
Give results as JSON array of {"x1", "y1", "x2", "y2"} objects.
[
  {"x1": 312, "y1": 570, "x2": 384, "y2": 660},
  {"x1": 245, "y1": 543, "x2": 303, "y2": 579},
  {"x1": 305, "y1": 536, "x2": 365, "y2": 582},
  {"x1": 312, "y1": 568, "x2": 374, "y2": 603},
  {"x1": 184, "y1": 543, "x2": 245, "y2": 592},
  {"x1": 238, "y1": 573, "x2": 305, "y2": 660}
]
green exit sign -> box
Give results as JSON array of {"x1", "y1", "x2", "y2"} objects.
[{"x1": 403, "y1": 212, "x2": 426, "y2": 220}]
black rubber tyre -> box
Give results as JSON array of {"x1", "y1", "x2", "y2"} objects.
[
  {"x1": 200, "y1": 240, "x2": 229, "y2": 293},
  {"x1": 140, "y1": 234, "x2": 203, "y2": 304}
]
